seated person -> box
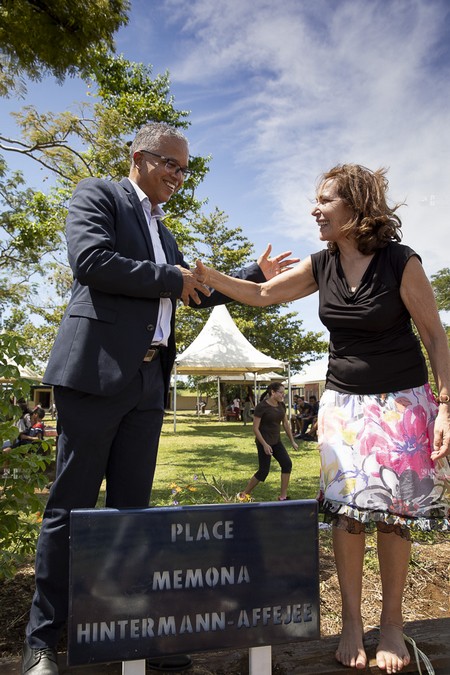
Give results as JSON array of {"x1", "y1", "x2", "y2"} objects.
[
  {"x1": 29, "y1": 407, "x2": 46, "y2": 439},
  {"x1": 294, "y1": 396, "x2": 311, "y2": 437},
  {"x1": 300, "y1": 395, "x2": 319, "y2": 437},
  {"x1": 13, "y1": 407, "x2": 45, "y2": 446}
]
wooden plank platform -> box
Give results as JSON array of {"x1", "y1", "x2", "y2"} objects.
[{"x1": 1, "y1": 618, "x2": 448, "y2": 673}]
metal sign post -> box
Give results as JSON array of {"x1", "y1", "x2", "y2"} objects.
[
  {"x1": 122, "y1": 659, "x2": 146, "y2": 674},
  {"x1": 249, "y1": 645, "x2": 272, "y2": 674}
]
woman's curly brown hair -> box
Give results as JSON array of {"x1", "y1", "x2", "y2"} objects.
[{"x1": 317, "y1": 164, "x2": 404, "y2": 254}]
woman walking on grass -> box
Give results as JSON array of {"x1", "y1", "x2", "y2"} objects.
[{"x1": 238, "y1": 382, "x2": 298, "y2": 501}]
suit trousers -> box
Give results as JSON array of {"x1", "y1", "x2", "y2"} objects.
[{"x1": 26, "y1": 358, "x2": 165, "y2": 648}]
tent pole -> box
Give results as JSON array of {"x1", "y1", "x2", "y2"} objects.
[
  {"x1": 217, "y1": 377, "x2": 221, "y2": 420},
  {"x1": 287, "y1": 363, "x2": 291, "y2": 421},
  {"x1": 173, "y1": 365, "x2": 177, "y2": 433},
  {"x1": 253, "y1": 373, "x2": 257, "y2": 406}
]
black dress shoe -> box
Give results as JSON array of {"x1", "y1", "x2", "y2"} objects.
[
  {"x1": 22, "y1": 640, "x2": 59, "y2": 674},
  {"x1": 146, "y1": 654, "x2": 192, "y2": 671}
]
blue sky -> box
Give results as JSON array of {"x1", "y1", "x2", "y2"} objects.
[{"x1": 2, "y1": 0, "x2": 449, "y2": 339}]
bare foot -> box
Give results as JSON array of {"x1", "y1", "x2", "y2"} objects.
[
  {"x1": 335, "y1": 619, "x2": 367, "y2": 669},
  {"x1": 376, "y1": 624, "x2": 411, "y2": 673}
]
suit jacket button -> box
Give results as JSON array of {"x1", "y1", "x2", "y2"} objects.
[{"x1": 146, "y1": 324, "x2": 154, "y2": 332}]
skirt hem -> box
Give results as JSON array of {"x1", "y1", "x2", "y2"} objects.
[{"x1": 320, "y1": 499, "x2": 449, "y2": 533}]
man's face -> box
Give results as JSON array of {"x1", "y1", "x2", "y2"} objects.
[{"x1": 132, "y1": 137, "x2": 189, "y2": 207}]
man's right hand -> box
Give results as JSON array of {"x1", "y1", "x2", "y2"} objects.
[{"x1": 176, "y1": 265, "x2": 211, "y2": 306}]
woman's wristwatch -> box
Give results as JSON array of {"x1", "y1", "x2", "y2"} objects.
[{"x1": 437, "y1": 393, "x2": 450, "y2": 404}]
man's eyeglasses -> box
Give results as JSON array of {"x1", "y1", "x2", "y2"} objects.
[{"x1": 139, "y1": 150, "x2": 191, "y2": 178}]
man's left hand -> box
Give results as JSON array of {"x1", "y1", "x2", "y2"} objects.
[{"x1": 257, "y1": 243, "x2": 300, "y2": 280}]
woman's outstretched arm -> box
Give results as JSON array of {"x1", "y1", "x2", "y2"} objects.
[{"x1": 194, "y1": 256, "x2": 318, "y2": 307}]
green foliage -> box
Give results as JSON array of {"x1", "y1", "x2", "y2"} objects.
[
  {"x1": 3, "y1": 255, "x2": 72, "y2": 367},
  {"x1": 0, "y1": 332, "x2": 53, "y2": 580},
  {"x1": 169, "y1": 472, "x2": 248, "y2": 505},
  {"x1": 0, "y1": 161, "x2": 68, "y2": 363},
  {"x1": 93, "y1": 55, "x2": 188, "y2": 131},
  {"x1": 4, "y1": 55, "x2": 210, "y2": 213},
  {"x1": 431, "y1": 267, "x2": 450, "y2": 313},
  {"x1": 413, "y1": 267, "x2": 450, "y2": 389},
  {"x1": 184, "y1": 208, "x2": 254, "y2": 269},
  {"x1": 0, "y1": 159, "x2": 64, "y2": 271},
  {"x1": 0, "y1": 0, "x2": 130, "y2": 97},
  {"x1": 0, "y1": 445, "x2": 53, "y2": 580}
]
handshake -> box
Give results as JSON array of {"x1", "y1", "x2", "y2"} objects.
[{"x1": 175, "y1": 260, "x2": 211, "y2": 306}]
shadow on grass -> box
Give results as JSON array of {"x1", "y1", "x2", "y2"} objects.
[{"x1": 163, "y1": 424, "x2": 254, "y2": 440}]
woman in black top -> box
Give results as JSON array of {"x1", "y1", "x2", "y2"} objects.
[
  {"x1": 238, "y1": 382, "x2": 298, "y2": 501},
  {"x1": 195, "y1": 164, "x2": 450, "y2": 673}
]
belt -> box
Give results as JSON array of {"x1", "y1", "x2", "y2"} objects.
[{"x1": 143, "y1": 346, "x2": 166, "y2": 362}]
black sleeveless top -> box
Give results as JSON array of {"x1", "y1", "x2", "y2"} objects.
[{"x1": 310, "y1": 242, "x2": 428, "y2": 394}]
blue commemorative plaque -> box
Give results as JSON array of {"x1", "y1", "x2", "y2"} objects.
[{"x1": 69, "y1": 500, "x2": 319, "y2": 666}]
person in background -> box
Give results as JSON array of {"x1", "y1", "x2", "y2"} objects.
[
  {"x1": 297, "y1": 395, "x2": 319, "y2": 439},
  {"x1": 232, "y1": 396, "x2": 241, "y2": 420},
  {"x1": 294, "y1": 395, "x2": 312, "y2": 438},
  {"x1": 2, "y1": 400, "x2": 31, "y2": 452},
  {"x1": 21, "y1": 121, "x2": 298, "y2": 675},
  {"x1": 29, "y1": 407, "x2": 46, "y2": 439},
  {"x1": 195, "y1": 163, "x2": 450, "y2": 673},
  {"x1": 238, "y1": 382, "x2": 298, "y2": 501},
  {"x1": 12, "y1": 407, "x2": 45, "y2": 447},
  {"x1": 290, "y1": 394, "x2": 300, "y2": 434},
  {"x1": 242, "y1": 393, "x2": 254, "y2": 425}
]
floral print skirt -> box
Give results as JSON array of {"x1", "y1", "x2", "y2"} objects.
[{"x1": 317, "y1": 384, "x2": 450, "y2": 532}]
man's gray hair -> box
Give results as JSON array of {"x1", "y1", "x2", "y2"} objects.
[{"x1": 130, "y1": 123, "x2": 189, "y2": 160}]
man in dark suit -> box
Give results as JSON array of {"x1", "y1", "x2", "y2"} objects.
[{"x1": 22, "y1": 122, "x2": 296, "y2": 674}]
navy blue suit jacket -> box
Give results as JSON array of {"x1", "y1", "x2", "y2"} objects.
[{"x1": 44, "y1": 177, "x2": 264, "y2": 400}]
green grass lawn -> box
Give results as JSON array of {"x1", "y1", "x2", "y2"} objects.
[{"x1": 150, "y1": 411, "x2": 321, "y2": 507}]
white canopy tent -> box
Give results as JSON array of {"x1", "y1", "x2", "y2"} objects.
[
  {"x1": 288, "y1": 356, "x2": 328, "y2": 387},
  {"x1": 0, "y1": 356, "x2": 42, "y2": 383},
  {"x1": 173, "y1": 306, "x2": 288, "y2": 429},
  {"x1": 199, "y1": 371, "x2": 285, "y2": 385}
]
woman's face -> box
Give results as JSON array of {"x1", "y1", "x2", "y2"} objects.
[
  {"x1": 311, "y1": 179, "x2": 354, "y2": 244},
  {"x1": 270, "y1": 386, "x2": 285, "y2": 402}
]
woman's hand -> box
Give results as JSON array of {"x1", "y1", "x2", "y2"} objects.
[
  {"x1": 257, "y1": 244, "x2": 300, "y2": 280},
  {"x1": 194, "y1": 259, "x2": 210, "y2": 285},
  {"x1": 263, "y1": 443, "x2": 273, "y2": 456},
  {"x1": 431, "y1": 405, "x2": 450, "y2": 461}
]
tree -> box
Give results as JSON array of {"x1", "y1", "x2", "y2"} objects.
[
  {"x1": 431, "y1": 267, "x2": 450, "y2": 313},
  {"x1": 0, "y1": 332, "x2": 53, "y2": 580},
  {"x1": 412, "y1": 267, "x2": 450, "y2": 392},
  {"x1": 0, "y1": 55, "x2": 208, "y2": 216},
  {"x1": 0, "y1": 0, "x2": 130, "y2": 97},
  {"x1": 0, "y1": 55, "x2": 211, "y2": 365},
  {"x1": 176, "y1": 209, "x2": 327, "y2": 372},
  {"x1": 0, "y1": 159, "x2": 65, "y2": 281}
]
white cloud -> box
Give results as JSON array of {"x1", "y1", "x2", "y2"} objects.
[{"x1": 152, "y1": 0, "x2": 449, "y2": 275}]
